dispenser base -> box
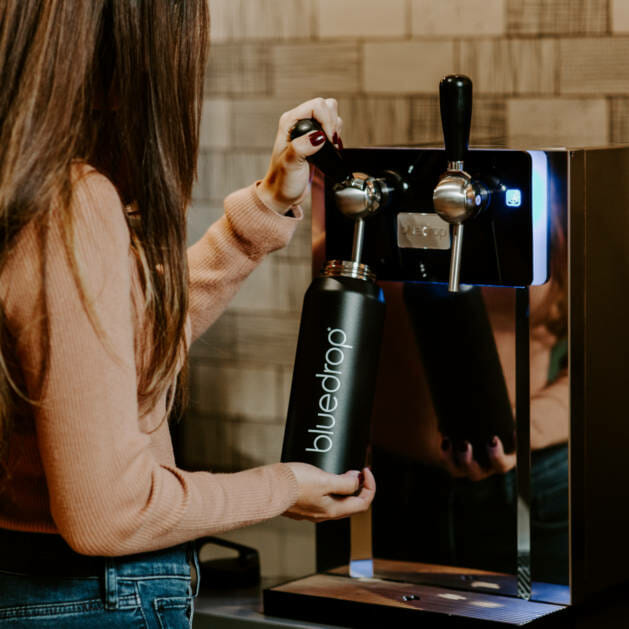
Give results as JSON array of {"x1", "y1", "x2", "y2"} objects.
[{"x1": 263, "y1": 560, "x2": 568, "y2": 627}]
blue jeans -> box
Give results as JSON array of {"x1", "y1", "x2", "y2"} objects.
[{"x1": 0, "y1": 529, "x2": 200, "y2": 628}]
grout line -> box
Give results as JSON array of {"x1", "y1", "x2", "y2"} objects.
[
  {"x1": 608, "y1": 0, "x2": 613, "y2": 35},
  {"x1": 311, "y1": 0, "x2": 318, "y2": 41},
  {"x1": 607, "y1": 96, "x2": 614, "y2": 143},
  {"x1": 554, "y1": 37, "x2": 561, "y2": 96}
]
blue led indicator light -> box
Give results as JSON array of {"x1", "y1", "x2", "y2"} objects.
[{"x1": 505, "y1": 189, "x2": 522, "y2": 207}]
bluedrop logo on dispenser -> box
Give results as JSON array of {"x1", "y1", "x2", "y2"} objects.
[{"x1": 306, "y1": 328, "x2": 352, "y2": 454}]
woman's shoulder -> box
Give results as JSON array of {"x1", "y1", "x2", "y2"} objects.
[
  {"x1": 69, "y1": 161, "x2": 126, "y2": 215},
  {"x1": 67, "y1": 161, "x2": 131, "y2": 248},
  {"x1": 0, "y1": 162, "x2": 131, "y2": 306}
]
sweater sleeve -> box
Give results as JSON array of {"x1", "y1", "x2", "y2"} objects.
[
  {"x1": 1, "y1": 168, "x2": 298, "y2": 556},
  {"x1": 187, "y1": 182, "x2": 302, "y2": 344},
  {"x1": 530, "y1": 371, "x2": 569, "y2": 450}
]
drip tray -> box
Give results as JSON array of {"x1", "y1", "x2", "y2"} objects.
[{"x1": 264, "y1": 562, "x2": 568, "y2": 627}]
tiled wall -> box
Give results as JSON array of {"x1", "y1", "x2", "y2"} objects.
[{"x1": 182, "y1": 0, "x2": 629, "y2": 577}]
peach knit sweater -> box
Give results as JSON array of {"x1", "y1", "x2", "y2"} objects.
[{"x1": 0, "y1": 165, "x2": 300, "y2": 556}]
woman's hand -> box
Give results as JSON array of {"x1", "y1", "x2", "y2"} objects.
[
  {"x1": 257, "y1": 98, "x2": 343, "y2": 214},
  {"x1": 439, "y1": 436, "x2": 516, "y2": 482},
  {"x1": 283, "y1": 462, "x2": 375, "y2": 522}
]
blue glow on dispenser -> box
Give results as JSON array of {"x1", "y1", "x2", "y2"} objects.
[
  {"x1": 528, "y1": 150, "x2": 549, "y2": 286},
  {"x1": 505, "y1": 188, "x2": 522, "y2": 207}
]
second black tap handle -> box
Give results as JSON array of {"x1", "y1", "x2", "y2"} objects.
[
  {"x1": 439, "y1": 75, "x2": 473, "y2": 165},
  {"x1": 289, "y1": 118, "x2": 352, "y2": 183}
]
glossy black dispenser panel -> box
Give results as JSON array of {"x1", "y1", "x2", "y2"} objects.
[{"x1": 267, "y1": 74, "x2": 629, "y2": 628}]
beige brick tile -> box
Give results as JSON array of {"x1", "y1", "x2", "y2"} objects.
[
  {"x1": 231, "y1": 98, "x2": 299, "y2": 149},
  {"x1": 193, "y1": 161, "x2": 311, "y2": 256},
  {"x1": 199, "y1": 99, "x2": 231, "y2": 149},
  {"x1": 278, "y1": 367, "x2": 293, "y2": 419},
  {"x1": 612, "y1": 0, "x2": 629, "y2": 32},
  {"x1": 277, "y1": 525, "x2": 316, "y2": 577},
  {"x1": 212, "y1": 519, "x2": 316, "y2": 578},
  {"x1": 507, "y1": 0, "x2": 608, "y2": 35},
  {"x1": 234, "y1": 312, "x2": 301, "y2": 367},
  {"x1": 197, "y1": 151, "x2": 270, "y2": 203},
  {"x1": 231, "y1": 96, "x2": 388, "y2": 152},
  {"x1": 459, "y1": 39, "x2": 556, "y2": 95},
  {"x1": 409, "y1": 97, "x2": 442, "y2": 145},
  {"x1": 205, "y1": 43, "x2": 270, "y2": 95},
  {"x1": 186, "y1": 203, "x2": 224, "y2": 247},
  {"x1": 273, "y1": 259, "x2": 312, "y2": 313},
  {"x1": 560, "y1": 38, "x2": 629, "y2": 95},
  {"x1": 229, "y1": 257, "x2": 277, "y2": 312},
  {"x1": 318, "y1": 0, "x2": 406, "y2": 38},
  {"x1": 336, "y1": 97, "x2": 413, "y2": 147},
  {"x1": 410, "y1": 96, "x2": 506, "y2": 146},
  {"x1": 189, "y1": 312, "x2": 238, "y2": 361},
  {"x1": 178, "y1": 416, "x2": 235, "y2": 471},
  {"x1": 471, "y1": 98, "x2": 507, "y2": 144},
  {"x1": 194, "y1": 363, "x2": 280, "y2": 421},
  {"x1": 363, "y1": 42, "x2": 455, "y2": 94},
  {"x1": 506, "y1": 98, "x2": 608, "y2": 147},
  {"x1": 610, "y1": 98, "x2": 629, "y2": 143},
  {"x1": 176, "y1": 415, "x2": 210, "y2": 469},
  {"x1": 274, "y1": 193, "x2": 313, "y2": 262},
  {"x1": 209, "y1": 0, "x2": 314, "y2": 42},
  {"x1": 192, "y1": 151, "x2": 213, "y2": 202},
  {"x1": 412, "y1": 0, "x2": 506, "y2": 36},
  {"x1": 272, "y1": 44, "x2": 360, "y2": 98},
  {"x1": 230, "y1": 422, "x2": 285, "y2": 467},
  {"x1": 225, "y1": 257, "x2": 310, "y2": 314}
]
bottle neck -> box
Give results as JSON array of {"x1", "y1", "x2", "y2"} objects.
[{"x1": 321, "y1": 260, "x2": 376, "y2": 282}]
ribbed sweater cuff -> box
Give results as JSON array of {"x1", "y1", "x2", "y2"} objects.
[
  {"x1": 223, "y1": 183, "x2": 303, "y2": 259},
  {"x1": 273, "y1": 462, "x2": 300, "y2": 510}
]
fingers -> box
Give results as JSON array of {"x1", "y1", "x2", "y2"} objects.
[
  {"x1": 282, "y1": 466, "x2": 375, "y2": 523},
  {"x1": 285, "y1": 129, "x2": 329, "y2": 165},
  {"x1": 328, "y1": 469, "x2": 362, "y2": 496},
  {"x1": 313, "y1": 470, "x2": 376, "y2": 521},
  {"x1": 454, "y1": 441, "x2": 489, "y2": 482},
  {"x1": 335, "y1": 116, "x2": 344, "y2": 147},
  {"x1": 362, "y1": 466, "x2": 376, "y2": 493},
  {"x1": 439, "y1": 436, "x2": 516, "y2": 481},
  {"x1": 487, "y1": 436, "x2": 517, "y2": 474},
  {"x1": 279, "y1": 97, "x2": 339, "y2": 142},
  {"x1": 439, "y1": 438, "x2": 465, "y2": 478}
]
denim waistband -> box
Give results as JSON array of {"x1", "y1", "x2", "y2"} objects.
[
  {"x1": 0, "y1": 528, "x2": 197, "y2": 583},
  {"x1": 0, "y1": 528, "x2": 201, "y2": 610}
]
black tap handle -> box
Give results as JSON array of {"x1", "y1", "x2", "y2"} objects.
[
  {"x1": 439, "y1": 75, "x2": 473, "y2": 164},
  {"x1": 289, "y1": 118, "x2": 352, "y2": 183}
]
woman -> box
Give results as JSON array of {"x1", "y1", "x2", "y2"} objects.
[{"x1": 0, "y1": 2, "x2": 375, "y2": 627}]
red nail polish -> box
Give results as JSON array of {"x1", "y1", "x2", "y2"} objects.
[
  {"x1": 337, "y1": 136, "x2": 344, "y2": 151},
  {"x1": 309, "y1": 131, "x2": 326, "y2": 147},
  {"x1": 358, "y1": 471, "x2": 364, "y2": 485}
]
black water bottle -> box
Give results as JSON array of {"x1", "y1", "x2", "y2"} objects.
[
  {"x1": 281, "y1": 117, "x2": 389, "y2": 474},
  {"x1": 281, "y1": 261, "x2": 385, "y2": 475}
]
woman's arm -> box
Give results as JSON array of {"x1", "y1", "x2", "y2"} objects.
[
  {"x1": 186, "y1": 184, "x2": 301, "y2": 344},
  {"x1": 187, "y1": 97, "x2": 343, "y2": 344},
  {"x1": 530, "y1": 371, "x2": 569, "y2": 450}
]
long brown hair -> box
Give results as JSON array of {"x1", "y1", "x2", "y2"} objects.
[{"x1": 0, "y1": 1, "x2": 209, "y2": 475}]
